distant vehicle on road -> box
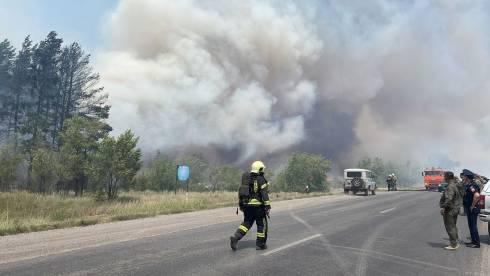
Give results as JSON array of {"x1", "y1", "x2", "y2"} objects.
[
  {"x1": 422, "y1": 168, "x2": 446, "y2": 190},
  {"x1": 344, "y1": 169, "x2": 377, "y2": 196},
  {"x1": 437, "y1": 183, "x2": 448, "y2": 193},
  {"x1": 478, "y1": 181, "x2": 490, "y2": 240}
]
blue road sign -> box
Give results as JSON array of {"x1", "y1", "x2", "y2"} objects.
[{"x1": 177, "y1": 165, "x2": 190, "y2": 181}]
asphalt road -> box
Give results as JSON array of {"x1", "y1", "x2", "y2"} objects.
[{"x1": 0, "y1": 191, "x2": 488, "y2": 276}]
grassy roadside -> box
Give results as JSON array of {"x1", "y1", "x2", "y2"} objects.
[{"x1": 0, "y1": 191, "x2": 333, "y2": 236}]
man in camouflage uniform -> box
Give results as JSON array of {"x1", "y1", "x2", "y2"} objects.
[{"x1": 439, "y1": 171, "x2": 464, "y2": 250}]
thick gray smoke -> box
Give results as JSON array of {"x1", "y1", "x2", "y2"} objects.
[{"x1": 98, "y1": 0, "x2": 490, "y2": 173}]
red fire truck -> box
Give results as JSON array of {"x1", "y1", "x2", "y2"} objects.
[{"x1": 422, "y1": 168, "x2": 446, "y2": 190}]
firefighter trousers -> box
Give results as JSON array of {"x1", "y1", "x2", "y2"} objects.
[{"x1": 233, "y1": 205, "x2": 268, "y2": 246}]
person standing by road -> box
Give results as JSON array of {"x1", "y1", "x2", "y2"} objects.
[
  {"x1": 474, "y1": 174, "x2": 489, "y2": 191},
  {"x1": 230, "y1": 161, "x2": 271, "y2": 251},
  {"x1": 439, "y1": 171, "x2": 463, "y2": 250},
  {"x1": 462, "y1": 169, "x2": 481, "y2": 248},
  {"x1": 386, "y1": 174, "x2": 393, "y2": 191},
  {"x1": 392, "y1": 174, "x2": 398, "y2": 191}
]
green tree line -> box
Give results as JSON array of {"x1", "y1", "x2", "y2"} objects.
[
  {"x1": 135, "y1": 152, "x2": 332, "y2": 193},
  {"x1": 1, "y1": 137, "x2": 333, "y2": 196}
]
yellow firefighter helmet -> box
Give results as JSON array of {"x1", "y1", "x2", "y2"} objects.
[{"x1": 251, "y1": 161, "x2": 266, "y2": 173}]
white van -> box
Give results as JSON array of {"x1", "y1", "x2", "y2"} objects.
[
  {"x1": 344, "y1": 169, "x2": 377, "y2": 196},
  {"x1": 479, "y1": 181, "x2": 490, "y2": 239}
]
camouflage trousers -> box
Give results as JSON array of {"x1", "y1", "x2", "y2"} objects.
[{"x1": 443, "y1": 212, "x2": 459, "y2": 247}]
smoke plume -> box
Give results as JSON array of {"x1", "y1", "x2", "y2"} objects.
[{"x1": 98, "y1": 0, "x2": 490, "y2": 173}]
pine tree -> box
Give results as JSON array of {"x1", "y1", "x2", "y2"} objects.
[
  {"x1": 0, "y1": 39, "x2": 16, "y2": 140},
  {"x1": 52, "y1": 42, "x2": 110, "y2": 146},
  {"x1": 21, "y1": 32, "x2": 62, "y2": 188},
  {"x1": 9, "y1": 36, "x2": 33, "y2": 149},
  {"x1": 21, "y1": 32, "x2": 62, "y2": 149}
]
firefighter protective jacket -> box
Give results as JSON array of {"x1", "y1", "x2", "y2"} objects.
[{"x1": 247, "y1": 172, "x2": 271, "y2": 208}]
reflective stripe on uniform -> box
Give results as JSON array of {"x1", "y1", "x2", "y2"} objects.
[
  {"x1": 263, "y1": 218, "x2": 268, "y2": 237},
  {"x1": 239, "y1": 225, "x2": 249, "y2": 233},
  {"x1": 261, "y1": 183, "x2": 269, "y2": 189},
  {"x1": 264, "y1": 201, "x2": 271, "y2": 205},
  {"x1": 248, "y1": 199, "x2": 263, "y2": 205},
  {"x1": 257, "y1": 232, "x2": 266, "y2": 238}
]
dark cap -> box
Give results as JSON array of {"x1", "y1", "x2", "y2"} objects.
[{"x1": 462, "y1": 169, "x2": 475, "y2": 179}]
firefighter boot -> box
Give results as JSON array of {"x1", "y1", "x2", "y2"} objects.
[{"x1": 230, "y1": 236, "x2": 239, "y2": 251}]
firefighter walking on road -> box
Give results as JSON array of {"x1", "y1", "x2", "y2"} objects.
[{"x1": 230, "y1": 161, "x2": 271, "y2": 251}]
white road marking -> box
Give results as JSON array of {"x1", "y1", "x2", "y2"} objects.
[
  {"x1": 262, "y1": 234, "x2": 323, "y2": 256},
  {"x1": 380, "y1": 207, "x2": 396, "y2": 214},
  {"x1": 289, "y1": 212, "x2": 349, "y2": 272}
]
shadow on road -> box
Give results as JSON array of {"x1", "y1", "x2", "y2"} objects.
[
  {"x1": 480, "y1": 234, "x2": 490, "y2": 245},
  {"x1": 426, "y1": 241, "x2": 448, "y2": 248},
  {"x1": 235, "y1": 240, "x2": 257, "y2": 250}
]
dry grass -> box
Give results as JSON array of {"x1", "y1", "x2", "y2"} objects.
[{"x1": 0, "y1": 191, "x2": 331, "y2": 236}]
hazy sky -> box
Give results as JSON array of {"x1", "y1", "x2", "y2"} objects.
[{"x1": 0, "y1": 0, "x2": 118, "y2": 50}]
